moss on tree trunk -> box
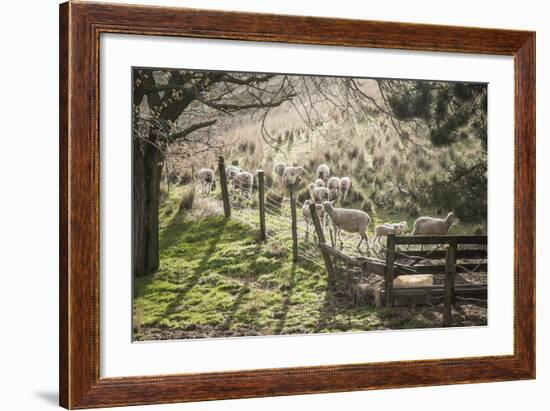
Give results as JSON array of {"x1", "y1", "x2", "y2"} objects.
[{"x1": 133, "y1": 137, "x2": 163, "y2": 277}]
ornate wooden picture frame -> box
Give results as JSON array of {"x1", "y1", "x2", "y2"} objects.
[{"x1": 59, "y1": 1, "x2": 535, "y2": 408}]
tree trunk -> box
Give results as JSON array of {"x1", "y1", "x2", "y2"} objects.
[{"x1": 133, "y1": 138, "x2": 163, "y2": 278}]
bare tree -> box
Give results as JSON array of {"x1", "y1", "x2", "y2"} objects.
[
  {"x1": 132, "y1": 69, "x2": 296, "y2": 277},
  {"x1": 133, "y1": 69, "x2": 487, "y2": 278}
]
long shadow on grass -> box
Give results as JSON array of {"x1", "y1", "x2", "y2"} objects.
[
  {"x1": 218, "y1": 279, "x2": 250, "y2": 335},
  {"x1": 158, "y1": 206, "x2": 191, "y2": 253},
  {"x1": 314, "y1": 268, "x2": 338, "y2": 333},
  {"x1": 273, "y1": 264, "x2": 297, "y2": 335},
  {"x1": 161, "y1": 218, "x2": 229, "y2": 317}
]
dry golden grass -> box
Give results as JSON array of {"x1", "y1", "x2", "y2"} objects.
[{"x1": 164, "y1": 78, "x2": 485, "y2": 230}]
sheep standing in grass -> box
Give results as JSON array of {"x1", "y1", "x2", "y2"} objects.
[
  {"x1": 323, "y1": 201, "x2": 371, "y2": 251},
  {"x1": 309, "y1": 183, "x2": 330, "y2": 204},
  {"x1": 338, "y1": 177, "x2": 352, "y2": 203},
  {"x1": 282, "y1": 166, "x2": 306, "y2": 187},
  {"x1": 371, "y1": 221, "x2": 408, "y2": 249},
  {"x1": 196, "y1": 168, "x2": 216, "y2": 196},
  {"x1": 314, "y1": 178, "x2": 326, "y2": 187},
  {"x1": 233, "y1": 171, "x2": 254, "y2": 200},
  {"x1": 411, "y1": 212, "x2": 458, "y2": 250},
  {"x1": 412, "y1": 212, "x2": 457, "y2": 235},
  {"x1": 302, "y1": 199, "x2": 325, "y2": 238},
  {"x1": 225, "y1": 165, "x2": 241, "y2": 179},
  {"x1": 225, "y1": 165, "x2": 241, "y2": 193},
  {"x1": 273, "y1": 162, "x2": 286, "y2": 182},
  {"x1": 327, "y1": 176, "x2": 340, "y2": 201},
  {"x1": 316, "y1": 164, "x2": 330, "y2": 183}
]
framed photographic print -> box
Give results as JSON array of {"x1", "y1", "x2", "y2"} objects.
[{"x1": 59, "y1": 1, "x2": 535, "y2": 409}]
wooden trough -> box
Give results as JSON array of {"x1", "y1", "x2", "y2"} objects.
[{"x1": 308, "y1": 204, "x2": 487, "y2": 327}]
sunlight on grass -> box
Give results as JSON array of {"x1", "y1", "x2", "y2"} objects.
[{"x1": 134, "y1": 192, "x2": 477, "y2": 340}]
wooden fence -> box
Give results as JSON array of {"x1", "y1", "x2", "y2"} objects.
[
  {"x1": 309, "y1": 203, "x2": 488, "y2": 327},
  {"x1": 385, "y1": 234, "x2": 487, "y2": 326},
  {"x1": 217, "y1": 156, "x2": 301, "y2": 262},
  {"x1": 217, "y1": 156, "x2": 231, "y2": 218},
  {"x1": 216, "y1": 158, "x2": 487, "y2": 327}
]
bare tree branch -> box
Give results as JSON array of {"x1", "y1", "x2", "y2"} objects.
[{"x1": 169, "y1": 119, "x2": 218, "y2": 141}]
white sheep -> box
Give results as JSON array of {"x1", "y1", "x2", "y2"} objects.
[
  {"x1": 225, "y1": 165, "x2": 241, "y2": 179},
  {"x1": 314, "y1": 178, "x2": 326, "y2": 187},
  {"x1": 309, "y1": 183, "x2": 330, "y2": 204},
  {"x1": 412, "y1": 212, "x2": 457, "y2": 235},
  {"x1": 316, "y1": 164, "x2": 330, "y2": 182},
  {"x1": 301, "y1": 199, "x2": 325, "y2": 238},
  {"x1": 327, "y1": 176, "x2": 340, "y2": 201},
  {"x1": 371, "y1": 221, "x2": 408, "y2": 248},
  {"x1": 338, "y1": 177, "x2": 352, "y2": 202},
  {"x1": 323, "y1": 201, "x2": 371, "y2": 251},
  {"x1": 233, "y1": 171, "x2": 254, "y2": 200},
  {"x1": 225, "y1": 165, "x2": 241, "y2": 192},
  {"x1": 273, "y1": 162, "x2": 286, "y2": 182},
  {"x1": 411, "y1": 212, "x2": 458, "y2": 250},
  {"x1": 282, "y1": 166, "x2": 306, "y2": 187},
  {"x1": 196, "y1": 168, "x2": 216, "y2": 195}
]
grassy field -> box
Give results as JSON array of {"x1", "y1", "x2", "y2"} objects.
[
  {"x1": 133, "y1": 186, "x2": 486, "y2": 341},
  {"x1": 133, "y1": 78, "x2": 487, "y2": 341},
  {"x1": 167, "y1": 95, "x2": 487, "y2": 233}
]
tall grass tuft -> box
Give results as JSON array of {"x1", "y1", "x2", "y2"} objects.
[
  {"x1": 133, "y1": 305, "x2": 144, "y2": 334},
  {"x1": 159, "y1": 186, "x2": 169, "y2": 205},
  {"x1": 348, "y1": 146, "x2": 359, "y2": 160},
  {"x1": 179, "y1": 185, "x2": 196, "y2": 212}
]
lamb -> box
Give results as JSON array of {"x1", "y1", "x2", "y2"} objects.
[
  {"x1": 282, "y1": 166, "x2": 306, "y2": 187},
  {"x1": 411, "y1": 212, "x2": 458, "y2": 250},
  {"x1": 196, "y1": 168, "x2": 216, "y2": 196},
  {"x1": 412, "y1": 212, "x2": 457, "y2": 236},
  {"x1": 338, "y1": 177, "x2": 352, "y2": 202},
  {"x1": 225, "y1": 165, "x2": 241, "y2": 191},
  {"x1": 225, "y1": 165, "x2": 241, "y2": 180},
  {"x1": 323, "y1": 201, "x2": 371, "y2": 251},
  {"x1": 301, "y1": 200, "x2": 325, "y2": 238},
  {"x1": 225, "y1": 165, "x2": 243, "y2": 196},
  {"x1": 371, "y1": 221, "x2": 408, "y2": 248},
  {"x1": 326, "y1": 177, "x2": 340, "y2": 201},
  {"x1": 316, "y1": 164, "x2": 330, "y2": 182},
  {"x1": 273, "y1": 162, "x2": 286, "y2": 182},
  {"x1": 309, "y1": 183, "x2": 330, "y2": 204},
  {"x1": 314, "y1": 178, "x2": 326, "y2": 187},
  {"x1": 233, "y1": 171, "x2": 254, "y2": 200}
]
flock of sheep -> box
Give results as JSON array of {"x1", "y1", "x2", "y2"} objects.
[
  {"x1": 196, "y1": 166, "x2": 254, "y2": 200},
  {"x1": 195, "y1": 162, "x2": 458, "y2": 253}
]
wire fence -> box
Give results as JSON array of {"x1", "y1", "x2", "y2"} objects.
[
  {"x1": 224, "y1": 176, "x2": 325, "y2": 269},
  {"x1": 214, "y1": 159, "x2": 488, "y2": 318}
]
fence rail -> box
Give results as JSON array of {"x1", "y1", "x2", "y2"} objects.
[
  {"x1": 312, "y1": 231, "x2": 488, "y2": 327},
  {"x1": 393, "y1": 235, "x2": 487, "y2": 245},
  {"x1": 398, "y1": 249, "x2": 487, "y2": 260}
]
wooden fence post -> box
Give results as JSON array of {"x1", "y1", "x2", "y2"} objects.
[
  {"x1": 328, "y1": 223, "x2": 335, "y2": 247},
  {"x1": 385, "y1": 234, "x2": 396, "y2": 307},
  {"x1": 310, "y1": 203, "x2": 335, "y2": 279},
  {"x1": 257, "y1": 170, "x2": 266, "y2": 241},
  {"x1": 217, "y1": 156, "x2": 231, "y2": 218},
  {"x1": 164, "y1": 162, "x2": 171, "y2": 195},
  {"x1": 289, "y1": 184, "x2": 298, "y2": 262},
  {"x1": 444, "y1": 241, "x2": 457, "y2": 327}
]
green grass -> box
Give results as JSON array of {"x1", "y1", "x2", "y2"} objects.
[
  {"x1": 138, "y1": 88, "x2": 488, "y2": 340},
  {"x1": 133, "y1": 187, "x2": 485, "y2": 341},
  {"x1": 134, "y1": 201, "x2": 330, "y2": 339}
]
